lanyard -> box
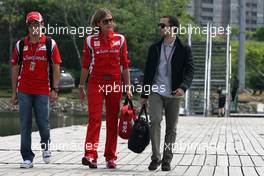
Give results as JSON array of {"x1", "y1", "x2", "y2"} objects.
[
  {"x1": 163, "y1": 43, "x2": 175, "y2": 63},
  {"x1": 29, "y1": 42, "x2": 40, "y2": 72},
  {"x1": 163, "y1": 42, "x2": 175, "y2": 76},
  {"x1": 30, "y1": 42, "x2": 40, "y2": 62}
]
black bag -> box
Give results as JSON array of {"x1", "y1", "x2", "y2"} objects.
[{"x1": 128, "y1": 104, "x2": 150, "y2": 153}]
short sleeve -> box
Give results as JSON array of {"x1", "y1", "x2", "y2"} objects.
[{"x1": 51, "y1": 41, "x2": 62, "y2": 64}]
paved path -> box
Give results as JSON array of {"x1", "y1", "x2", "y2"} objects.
[{"x1": 1, "y1": 117, "x2": 264, "y2": 176}]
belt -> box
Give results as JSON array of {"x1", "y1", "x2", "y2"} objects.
[{"x1": 90, "y1": 74, "x2": 121, "y2": 81}]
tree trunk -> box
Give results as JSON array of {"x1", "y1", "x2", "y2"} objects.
[{"x1": 62, "y1": 4, "x2": 81, "y2": 68}]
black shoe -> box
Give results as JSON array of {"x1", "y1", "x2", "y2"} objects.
[
  {"x1": 148, "y1": 160, "x2": 161, "y2": 170},
  {"x1": 82, "y1": 157, "x2": 97, "y2": 169},
  {"x1": 161, "y1": 162, "x2": 171, "y2": 171}
]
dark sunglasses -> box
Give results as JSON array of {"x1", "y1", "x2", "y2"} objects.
[
  {"x1": 102, "y1": 18, "x2": 114, "y2": 25},
  {"x1": 28, "y1": 22, "x2": 41, "y2": 28},
  {"x1": 158, "y1": 23, "x2": 169, "y2": 28}
]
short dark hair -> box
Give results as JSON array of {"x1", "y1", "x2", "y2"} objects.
[{"x1": 162, "y1": 15, "x2": 179, "y2": 28}]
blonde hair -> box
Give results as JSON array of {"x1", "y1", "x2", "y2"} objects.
[{"x1": 91, "y1": 8, "x2": 114, "y2": 34}]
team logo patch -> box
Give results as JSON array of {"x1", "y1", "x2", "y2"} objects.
[
  {"x1": 94, "y1": 41, "x2": 100, "y2": 47},
  {"x1": 23, "y1": 46, "x2": 28, "y2": 51},
  {"x1": 38, "y1": 45, "x2": 47, "y2": 51},
  {"x1": 112, "y1": 40, "x2": 120, "y2": 46}
]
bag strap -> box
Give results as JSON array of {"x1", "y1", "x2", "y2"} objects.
[
  {"x1": 46, "y1": 36, "x2": 52, "y2": 63},
  {"x1": 138, "y1": 104, "x2": 149, "y2": 122},
  {"x1": 45, "y1": 36, "x2": 53, "y2": 88},
  {"x1": 124, "y1": 96, "x2": 134, "y2": 109}
]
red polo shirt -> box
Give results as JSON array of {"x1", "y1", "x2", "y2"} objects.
[{"x1": 11, "y1": 35, "x2": 62, "y2": 95}]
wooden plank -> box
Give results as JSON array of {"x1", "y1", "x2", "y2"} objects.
[
  {"x1": 255, "y1": 167, "x2": 264, "y2": 176},
  {"x1": 242, "y1": 167, "x2": 259, "y2": 176},
  {"x1": 240, "y1": 155, "x2": 254, "y2": 167},
  {"x1": 198, "y1": 166, "x2": 214, "y2": 176},
  {"x1": 192, "y1": 154, "x2": 206, "y2": 166},
  {"x1": 178, "y1": 154, "x2": 195, "y2": 166},
  {"x1": 229, "y1": 155, "x2": 241, "y2": 166},
  {"x1": 229, "y1": 166, "x2": 243, "y2": 176},
  {"x1": 204, "y1": 155, "x2": 216, "y2": 166},
  {"x1": 214, "y1": 166, "x2": 228, "y2": 176},
  {"x1": 216, "y1": 155, "x2": 228, "y2": 166},
  {"x1": 170, "y1": 165, "x2": 188, "y2": 176},
  {"x1": 251, "y1": 156, "x2": 264, "y2": 167},
  {"x1": 183, "y1": 166, "x2": 201, "y2": 176}
]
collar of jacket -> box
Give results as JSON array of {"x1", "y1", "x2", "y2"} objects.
[{"x1": 154, "y1": 36, "x2": 184, "y2": 50}]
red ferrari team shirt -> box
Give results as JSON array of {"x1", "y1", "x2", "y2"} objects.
[
  {"x1": 11, "y1": 35, "x2": 62, "y2": 95},
  {"x1": 82, "y1": 31, "x2": 130, "y2": 76}
]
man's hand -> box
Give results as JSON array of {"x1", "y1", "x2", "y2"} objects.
[
  {"x1": 140, "y1": 98, "x2": 148, "y2": 105},
  {"x1": 50, "y1": 90, "x2": 58, "y2": 103},
  {"x1": 172, "y1": 88, "x2": 185, "y2": 97},
  {"x1": 11, "y1": 93, "x2": 18, "y2": 105},
  {"x1": 126, "y1": 90, "x2": 133, "y2": 100},
  {"x1": 79, "y1": 87, "x2": 86, "y2": 101}
]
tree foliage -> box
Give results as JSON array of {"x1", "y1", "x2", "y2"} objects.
[
  {"x1": 231, "y1": 41, "x2": 264, "y2": 92},
  {"x1": 0, "y1": 0, "x2": 192, "y2": 70}
]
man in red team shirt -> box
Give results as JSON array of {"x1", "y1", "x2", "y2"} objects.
[{"x1": 11, "y1": 11, "x2": 62, "y2": 168}]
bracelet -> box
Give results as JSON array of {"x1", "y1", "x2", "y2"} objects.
[
  {"x1": 52, "y1": 87, "x2": 59, "y2": 93},
  {"x1": 78, "y1": 84, "x2": 85, "y2": 89}
]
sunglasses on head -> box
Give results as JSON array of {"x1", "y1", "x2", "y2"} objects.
[
  {"x1": 158, "y1": 23, "x2": 169, "y2": 28},
  {"x1": 102, "y1": 18, "x2": 114, "y2": 25}
]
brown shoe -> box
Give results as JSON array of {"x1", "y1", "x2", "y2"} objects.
[{"x1": 82, "y1": 157, "x2": 97, "y2": 168}]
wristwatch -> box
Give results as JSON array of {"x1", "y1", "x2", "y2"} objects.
[{"x1": 52, "y1": 87, "x2": 59, "y2": 93}]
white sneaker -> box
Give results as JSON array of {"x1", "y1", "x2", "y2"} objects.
[
  {"x1": 20, "y1": 160, "x2": 33, "y2": 168},
  {"x1": 42, "y1": 150, "x2": 51, "y2": 164}
]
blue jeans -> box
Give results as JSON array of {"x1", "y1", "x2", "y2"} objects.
[{"x1": 17, "y1": 92, "x2": 50, "y2": 162}]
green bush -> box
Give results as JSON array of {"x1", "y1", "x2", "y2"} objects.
[{"x1": 231, "y1": 41, "x2": 264, "y2": 92}]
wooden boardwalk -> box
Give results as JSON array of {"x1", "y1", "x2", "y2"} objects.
[{"x1": 1, "y1": 117, "x2": 264, "y2": 176}]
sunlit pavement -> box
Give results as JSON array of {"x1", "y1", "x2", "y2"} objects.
[{"x1": 1, "y1": 117, "x2": 264, "y2": 176}]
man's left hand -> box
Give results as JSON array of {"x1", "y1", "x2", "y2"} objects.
[
  {"x1": 172, "y1": 88, "x2": 185, "y2": 97},
  {"x1": 50, "y1": 90, "x2": 58, "y2": 102}
]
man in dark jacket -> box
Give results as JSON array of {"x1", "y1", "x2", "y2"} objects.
[{"x1": 140, "y1": 15, "x2": 194, "y2": 171}]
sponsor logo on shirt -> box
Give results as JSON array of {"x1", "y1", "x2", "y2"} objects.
[
  {"x1": 38, "y1": 45, "x2": 47, "y2": 51},
  {"x1": 24, "y1": 56, "x2": 47, "y2": 61},
  {"x1": 23, "y1": 46, "x2": 28, "y2": 51},
  {"x1": 94, "y1": 41, "x2": 100, "y2": 47},
  {"x1": 96, "y1": 49, "x2": 119, "y2": 55}
]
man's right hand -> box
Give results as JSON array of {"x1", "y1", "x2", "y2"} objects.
[
  {"x1": 79, "y1": 88, "x2": 86, "y2": 101},
  {"x1": 140, "y1": 98, "x2": 147, "y2": 105},
  {"x1": 11, "y1": 93, "x2": 18, "y2": 105}
]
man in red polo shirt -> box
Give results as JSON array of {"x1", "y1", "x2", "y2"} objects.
[{"x1": 11, "y1": 11, "x2": 62, "y2": 168}]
